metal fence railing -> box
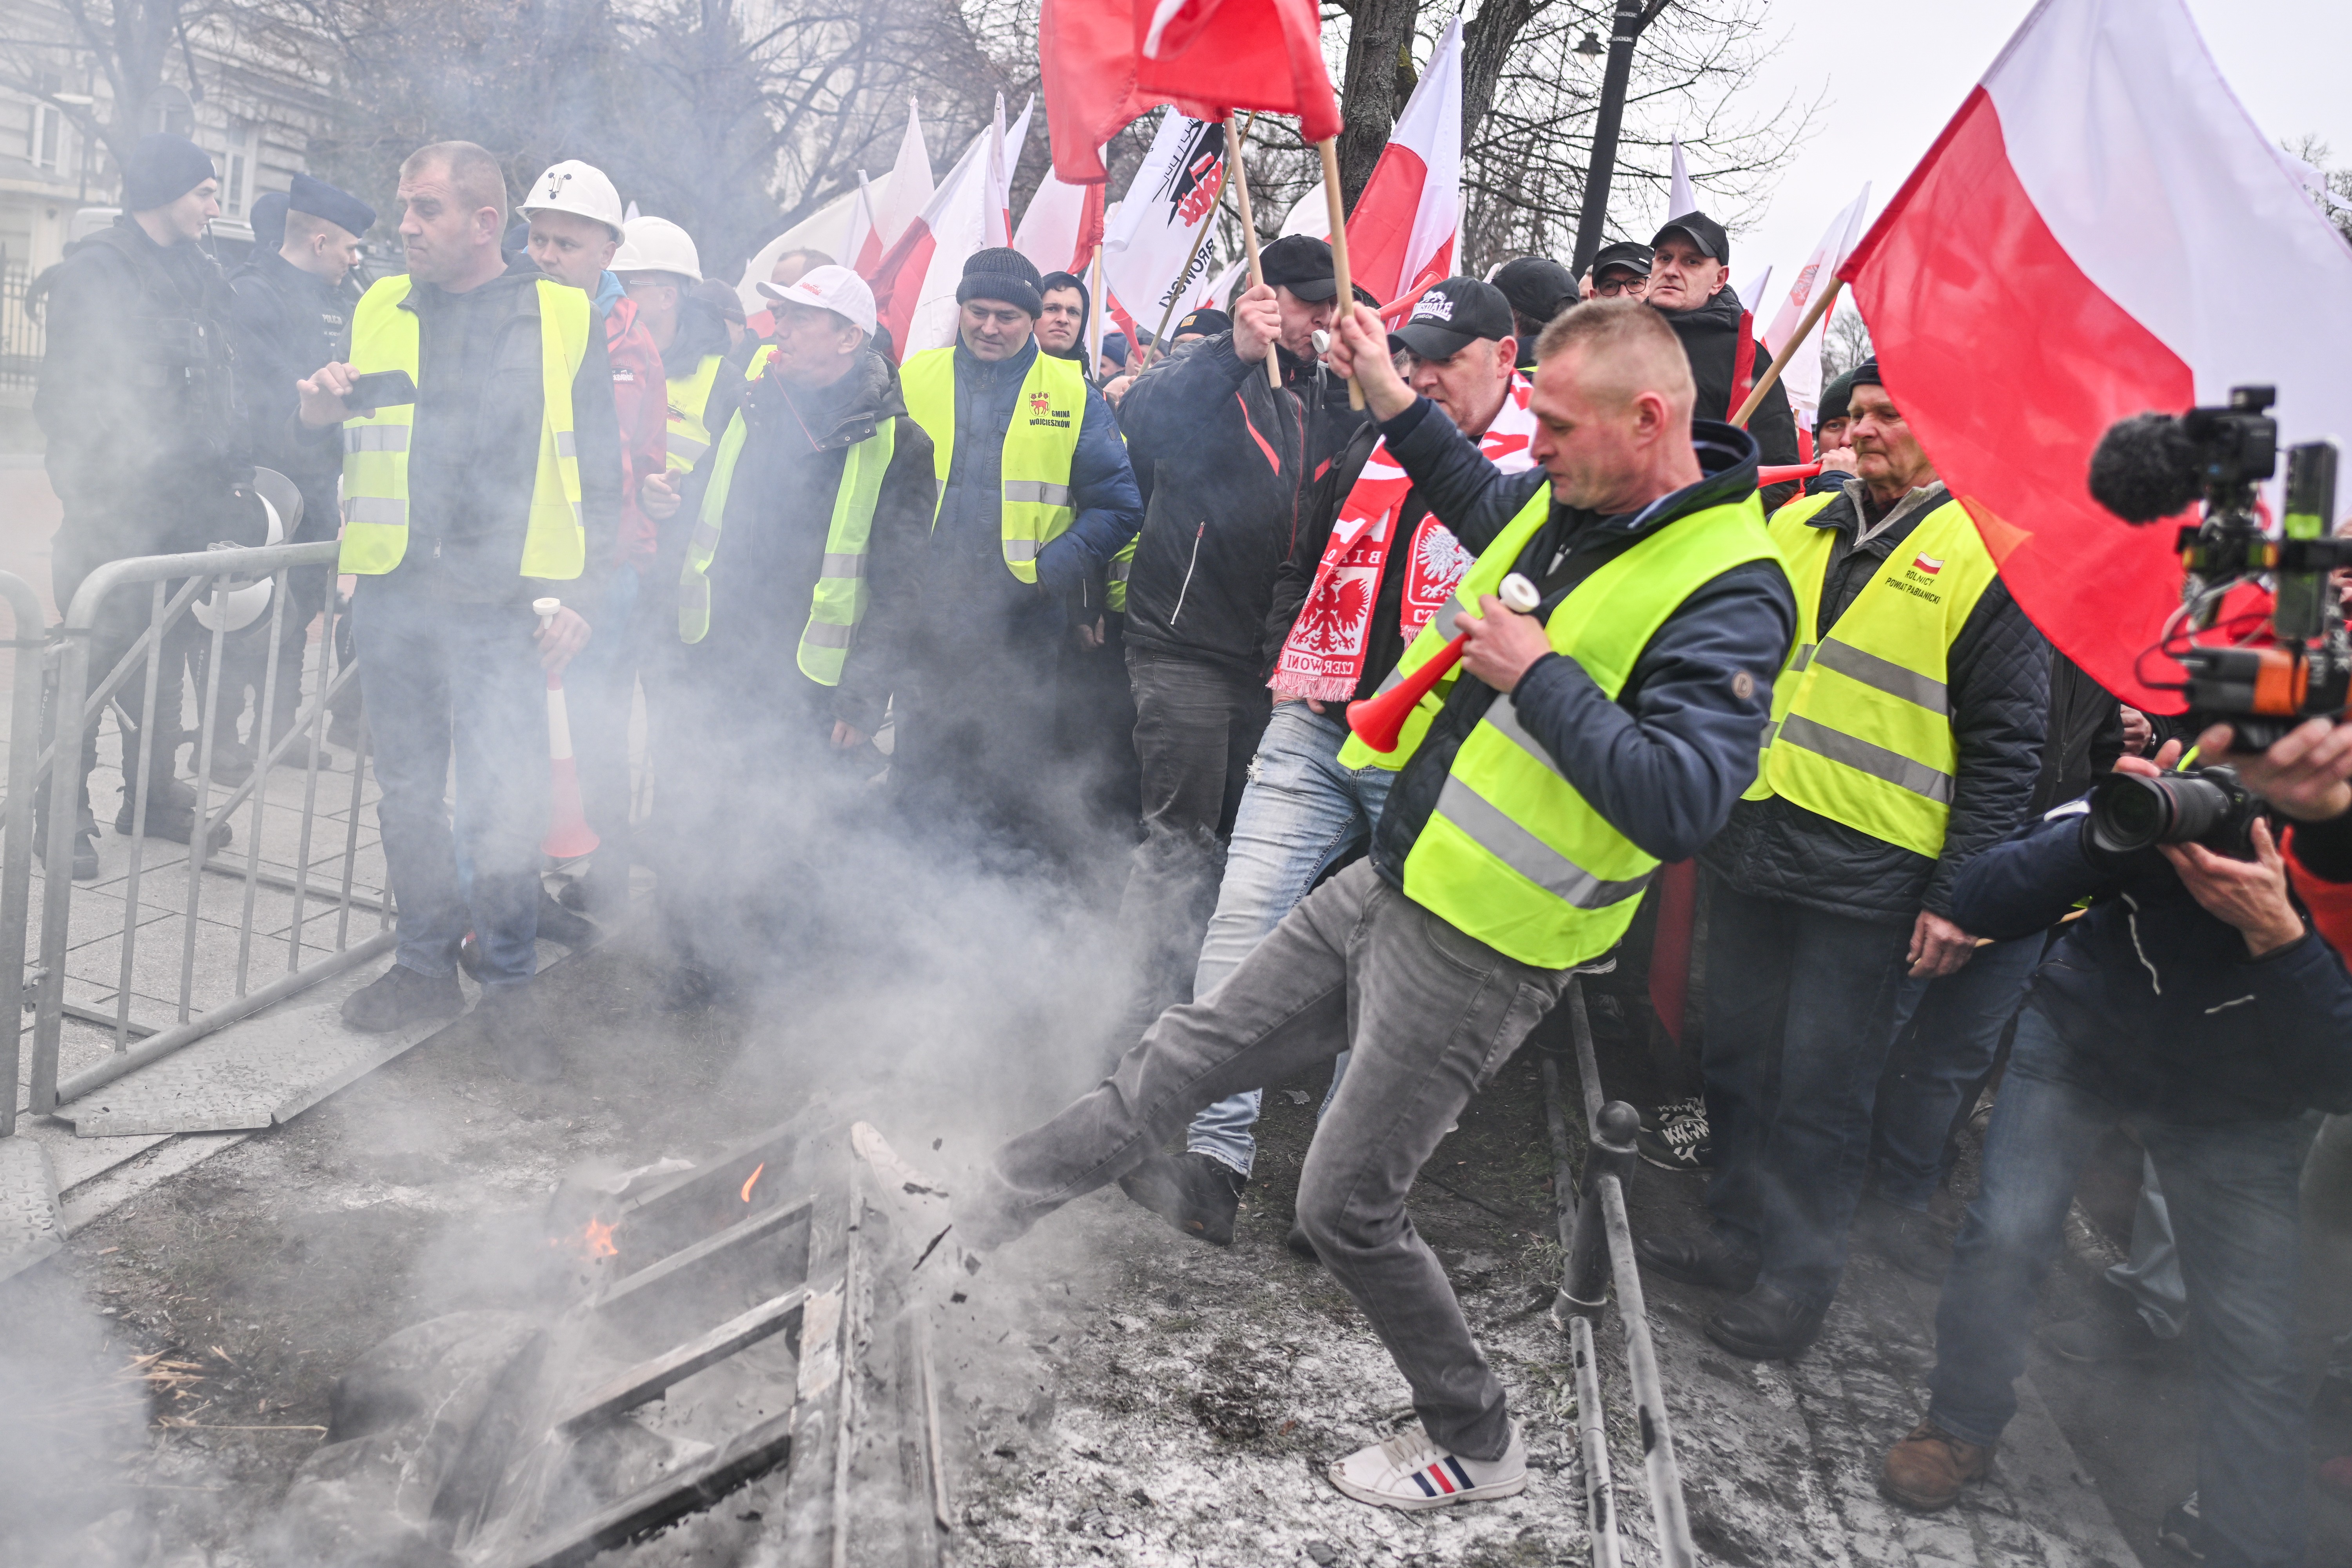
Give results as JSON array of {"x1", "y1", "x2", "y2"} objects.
[
  {"x1": 1543, "y1": 978, "x2": 1696, "y2": 1568},
  {"x1": 0, "y1": 264, "x2": 44, "y2": 392},
  {"x1": 14, "y1": 539, "x2": 394, "y2": 1118},
  {"x1": 0, "y1": 570, "x2": 50, "y2": 1138}
]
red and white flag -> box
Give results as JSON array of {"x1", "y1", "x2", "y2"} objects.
[
  {"x1": 866, "y1": 97, "x2": 1034, "y2": 358},
  {"x1": 1760, "y1": 185, "x2": 1870, "y2": 427},
  {"x1": 1842, "y1": 0, "x2": 2352, "y2": 710},
  {"x1": 873, "y1": 98, "x2": 934, "y2": 254},
  {"x1": 1100, "y1": 110, "x2": 1231, "y2": 345},
  {"x1": 1668, "y1": 136, "x2": 1696, "y2": 220},
  {"x1": 840, "y1": 173, "x2": 881, "y2": 275},
  {"x1": 1343, "y1": 16, "x2": 1463, "y2": 304},
  {"x1": 1015, "y1": 161, "x2": 1108, "y2": 278}
]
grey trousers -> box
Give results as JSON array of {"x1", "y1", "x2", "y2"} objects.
[{"x1": 961, "y1": 858, "x2": 1570, "y2": 1459}]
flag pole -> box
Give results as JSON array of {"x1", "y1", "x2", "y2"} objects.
[
  {"x1": 1225, "y1": 113, "x2": 1277, "y2": 391},
  {"x1": 1317, "y1": 137, "x2": 1363, "y2": 410},
  {"x1": 1087, "y1": 240, "x2": 1105, "y2": 380},
  {"x1": 1146, "y1": 112, "x2": 1255, "y2": 372},
  {"x1": 1731, "y1": 276, "x2": 1843, "y2": 428}
]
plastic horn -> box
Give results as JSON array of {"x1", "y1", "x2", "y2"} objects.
[
  {"x1": 535, "y1": 597, "x2": 601, "y2": 859},
  {"x1": 1758, "y1": 461, "x2": 1825, "y2": 486},
  {"x1": 1346, "y1": 573, "x2": 1543, "y2": 754}
]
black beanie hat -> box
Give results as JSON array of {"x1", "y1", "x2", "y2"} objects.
[
  {"x1": 122, "y1": 132, "x2": 216, "y2": 213},
  {"x1": 1817, "y1": 368, "x2": 1859, "y2": 425},
  {"x1": 1848, "y1": 358, "x2": 1883, "y2": 389},
  {"x1": 958, "y1": 247, "x2": 1045, "y2": 317}
]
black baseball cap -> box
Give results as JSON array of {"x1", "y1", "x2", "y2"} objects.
[
  {"x1": 1174, "y1": 307, "x2": 1230, "y2": 338},
  {"x1": 1590, "y1": 240, "x2": 1653, "y2": 279},
  {"x1": 1389, "y1": 277, "x2": 1516, "y2": 360},
  {"x1": 1261, "y1": 234, "x2": 1338, "y2": 299},
  {"x1": 1490, "y1": 256, "x2": 1576, "y2": 327},
  {"x1": 1649, "y1": 211, "x2": 1729, "y2": 266}
]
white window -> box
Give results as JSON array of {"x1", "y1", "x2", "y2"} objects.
[{"x1": 31, "y1": 102, "x2": 60, "y2": 173}]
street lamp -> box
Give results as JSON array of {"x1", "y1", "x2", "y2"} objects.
[
  {"x1": 1571, "y1": 0, "x2": 1664, "y2": 277},
  {"x1": 1575, "y1": 31, "x2": 1605, "y2": 58}
]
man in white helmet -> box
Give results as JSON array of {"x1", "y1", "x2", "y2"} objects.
[{"x1": 518, "y1": 163, "x2": 670, "y2": 928}]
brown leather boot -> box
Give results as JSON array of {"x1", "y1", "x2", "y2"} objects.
[{"x1": 1880, "y1": 1420, "x2": 1993, "y2": 1510}]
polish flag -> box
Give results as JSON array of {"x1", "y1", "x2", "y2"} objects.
[
  {"x1": 841, "y1": 173, "x2": 882, "y2": 274},
  {"x1": 1340, "y1": 17, "x2": 1463, "y2": 304},
  {"x1": 1015, "y1": 162, "x2": 1108, "y2": 278},
  {"x1": 1668, "y1": 136, "x2": 1696, "y2": 220},
  {"x1": 1760, "y1": 185, "x2": 1870, "y2": 428},
  {"x1": 1841, "y1": 0, "x2": 2352, "y2": 711},
  {"x1": 872, "y1": 99, "x2": 934, "y2": 252},
  {"x1": 867, "y1": 97, "x2": 1036, "y2": 359}
]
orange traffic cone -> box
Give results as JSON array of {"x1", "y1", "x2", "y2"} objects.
[{"x1": 536, "y1": 597, "x2": 601, "y2": 860}]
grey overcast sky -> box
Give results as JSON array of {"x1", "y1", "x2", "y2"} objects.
[{"x1": 1720, "y1": 0, "x2": 2352, "y2": 314}]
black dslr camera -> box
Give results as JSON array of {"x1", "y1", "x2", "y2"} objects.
[
  {"x1": 2086, "y1": 764, "x2": 2269, "y2": 860},
  {"x1": 2089, "y1": 386, "x2": 2344, "y2": 750}
]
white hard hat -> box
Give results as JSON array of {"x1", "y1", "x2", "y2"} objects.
[
  {"x1": 195, "y1": 470, "x2": 295, "y2": 633},
  {"x1": 612, "y1": 216, "x2": 703, "y2": 283},
  {"x1": 757, "y1": 265, "x2": 876, "y2": 338},
  {"x1": 519, "y1": 160, "x2": 624, "y2": 236}
]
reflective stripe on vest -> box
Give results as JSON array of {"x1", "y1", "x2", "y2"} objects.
[
  {"x1": 678, "y1": 409, "x2": 897, "y2": 686},
  {"x1": 1744, "y1": 490, "x2": 1998, "y2": 858},
  {"x1": 1336, "y1": 486, "x2": 1553, "y2": 773},
  {"x1": 665, "y1": 353, "x2": 726, "y2": 474},
  {"x1": 338, "y1": 274, "x2": 591, "y2": 578},
  {"x1": 897, "y1": 346, "x2": 1085, "y2": 583},
  {"x1": 1107, "y1": 537, "x2": 1135, "y2": 614},
  {"x1": 1399, "y1": 497, "x2": 1786, "y2": 969}
]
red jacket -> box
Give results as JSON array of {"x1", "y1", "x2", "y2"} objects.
[{"x1": 604, "y1": 293, "x2": 666, "y2": 572}]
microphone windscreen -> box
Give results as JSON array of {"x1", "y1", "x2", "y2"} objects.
[{"x1": 2089, "y1": 412, "x2": 2201, "y2": 523}]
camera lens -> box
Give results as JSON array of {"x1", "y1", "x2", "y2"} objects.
[{"x1": 2087, "y1": 773, "x2": 2233, "y2": 854}]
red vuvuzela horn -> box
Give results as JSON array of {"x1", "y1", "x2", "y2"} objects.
[
  {"x1": 1758, "y1": 461, "x2": 1824, "y2": 486},
  {"x1": 1346, "y1": 573, "x2": 1542, "y2": 755}
]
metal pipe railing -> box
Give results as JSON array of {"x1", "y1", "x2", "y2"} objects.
[
  {"x1": 21, "y1": 540, "x2": 388, "y2": 1115},
  {"x1": 1546, "y1": 978, "x2": 1697, "y2": 1568},
  {"x1": 0, "y1": 570, "x2": 51, "y2": 1137}
]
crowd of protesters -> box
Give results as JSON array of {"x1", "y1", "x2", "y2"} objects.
[{"x1": 34, "y1": 130, "x2": 2352, "y2": 1567}]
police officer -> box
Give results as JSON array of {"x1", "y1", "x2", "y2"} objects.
[
  {"x1": 298, "y1": 141, "x2": 623, "y2": 1069},
  {"x1": 34, "y1": 132, "x2": 253, "y2": 876},
  {"x1": 221, "y1": 173, "x2": 377, "y2": 783},
  {"x1": 892, "y1": 247, "x2": 1142, "y2": 856}
]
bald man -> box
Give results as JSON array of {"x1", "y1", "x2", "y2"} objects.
[{"x1": 937, "y1": 298, "x2": 1796, "y2": 1514}]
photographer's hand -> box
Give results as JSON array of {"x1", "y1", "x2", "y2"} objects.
[
  {"x1": 1907, "y1": 910, "x2": 1978, "y2": 978},
  {"x1": 2197, "y1": 717, "x2": 2352, "y2": 822},
  {"x1": 2161, "y1": 818, "x2": 2307, "y2": 957}
]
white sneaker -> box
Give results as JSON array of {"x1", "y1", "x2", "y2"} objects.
[{"x1": 1327, "y1": 1421, "x2": 1527, "y2": 1511}]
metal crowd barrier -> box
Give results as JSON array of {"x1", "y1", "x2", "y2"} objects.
[
  {"x1": 0, "y1": 570, "x2": 48, "y2": 1137},
  {"x1": 1543, "y1": 978, "x2": 1696, "y2": 1568},
  {"x1": 14, "y1": 541, "x2": 394, "y2": 1118}
]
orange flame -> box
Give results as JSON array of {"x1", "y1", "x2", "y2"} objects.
[
  {"x1": 581, "y1": 1217, "x2": 618, "y2": 1258},
  {"x1": 741, "y1": 1162, "x2": 766, "y2": 1204}
]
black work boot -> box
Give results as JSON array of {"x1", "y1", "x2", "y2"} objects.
[
  {"x1": 341, "y1": 964, "x2": 464, "y2": 1033},
  {"x1": 1286, "y1": 1216, "x2": 1321, "y2": 1264},
  {"x1": 1118, "y1": 1151, "x2": 1247, "y2": 1246},
  {"x1": 534, "y1": 887, "x2": 601, "y2": 949},
  {"x1": 116, "y1": 780, "x2": 232, "y2": 853},
  {"x1": 1634, "y1": 1228, "x2": 1760, "y2": 1292},
  {"x1": 1705, "y1": 1282, "x2": 1829, "y2": 1361}
]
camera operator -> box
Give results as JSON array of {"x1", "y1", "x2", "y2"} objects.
[{"x1": 1877, "y1": 713, "x2": 2352, "y2": 1568}]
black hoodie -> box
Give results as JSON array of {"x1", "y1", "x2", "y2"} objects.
[
  {"x1": 1370, "y1": 418, "x2": 1799, "y2": 889},
  {"x1": 1654, "y1": 286, "x2": 1801, "y2": 507}
]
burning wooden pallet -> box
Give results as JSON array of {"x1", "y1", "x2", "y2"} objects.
[{"x1": 274, "y1": 1114, "x2": 950, "y2": 1568}]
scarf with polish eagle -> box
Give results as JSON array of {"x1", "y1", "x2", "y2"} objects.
[{"x1": 1271, "y1": 374, "x2": 1538, "y2": 702}]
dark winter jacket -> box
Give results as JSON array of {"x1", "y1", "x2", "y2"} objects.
[
  {"x1": 1655, "y1": 287, "x2": 1800, "y2": 510},
  {"x1": 1117, "y1": 331, "x2": 1370, "y2": 672},
  {"x1": 1260, "y1": 389, "x2": 1545, "y2": 700},
  {"x1": 671, "y1": 349, "x2": 934, "y2": 737},
  {"x1": 227, "y1": 249, "x2": 357, "y2": 540},
  {"x1": 1371, "y1": 419, "x2": 1798, "y2": 889},
  {"x1": 915, "y1": 337, "x2": 1140, "y2": 674},
  {"x1": 1950, "y1": 799, "x2": 2352, "y2": 1122},
  {"x1": 1701, "y1": 479, "x2": 2050, "y2": 924},
  {"x1": 2033, "y1": 652, "x2": 2125, "y2": 816},
  {"x1": 37, "y1": 217, "x2": 250, "y2": 554},
  {"x1": 386, "y1": 259, "x2": 625, "y2": 608}
]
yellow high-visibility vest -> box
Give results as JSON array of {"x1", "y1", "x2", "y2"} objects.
[
  {"x1": 1745, "y1": 488, "x2": 2000, "y2": 858},
  {"x1": 677, "y1": 409, "x2": 896, "y2": 686},
  {"x1": 664, "y1": 352, "x2": 726, "y2": 474},
  {"x1": 339, "y1": 274, "x2": 590, "y2": 578},
  {"x1": 1395, "y1": 487, "x2": 1785, "y2": 968},
  {"x1": 898, "y1": 346, "x2": 1085, "y2": 583}
]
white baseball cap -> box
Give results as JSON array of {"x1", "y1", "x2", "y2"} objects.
[{"x1": 757, "y1": 263, "x2": 876, "y2": 338}]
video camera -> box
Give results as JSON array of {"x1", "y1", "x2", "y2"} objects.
[{"x1": 2088, "y1": 386, "x2": 2343, "y2": 751}]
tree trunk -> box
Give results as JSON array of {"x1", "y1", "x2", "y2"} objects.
[
  {"x1": 1334, "y1": 0, "x2": 1418, "y2": 209},
  {"x1": 1459, "y1": 0, "x2": 1539, "y2": 155}
]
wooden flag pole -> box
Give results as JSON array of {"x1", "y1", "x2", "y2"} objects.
[
  {"x1": 1146, "y1": 112, "x2": 1256, "y2": 373},
  {"x1": 1225, "y1": 113, "x2": 1277, "y2": 390},
  {"x1": 1317, "y1": 137, "x2": 1363, "y2": 410},
  {"x1": 1730, "y1": 275, "x2": 1844, "y2": 428},
  {"x1": 1086, "y1": 241, "x2": 1105, "y2": 378}
]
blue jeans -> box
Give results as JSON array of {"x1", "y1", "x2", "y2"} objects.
[
  {"x1": 1928, "y1": 1003, "x2": 2309, "y2": 1568},
  {"x1": 1184, "y1": 702, "x2": 1393, "y2": 1176},
  {"x1": 355, "y1": 577, "x2": 550, "y2": 991},
  {"x1": 1869, "y1": 932, "x2": 2045, "y2": 1212},
  {"x1": 1700, "y1": 877, "x2": 1913, "y2": 1305}
]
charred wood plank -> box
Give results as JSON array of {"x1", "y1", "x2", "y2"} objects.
[
  {"x1": 554, "y1": 1287, "x2": 811, "y2": 1439},
  {"x1": 592, "y1": 1194, "x2": 814, "y2": 1344},
  {"x1": 483, "y1": 1406, "x2": 798, "y2": 1568},
  {"x1": 610, "y1": 1107, "x2": 830, "y2": 1274}
]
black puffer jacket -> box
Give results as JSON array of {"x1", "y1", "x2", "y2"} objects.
[
  {"x1": 1701, "y1": 480, "x2": 2050, "y2": 924},
  {"x1": 1116, "y1": 332, "x2": 1368, "y2": 671},
  {"x1": 1656, "y1": 287, "x2": 1799, "y2": 510}
]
